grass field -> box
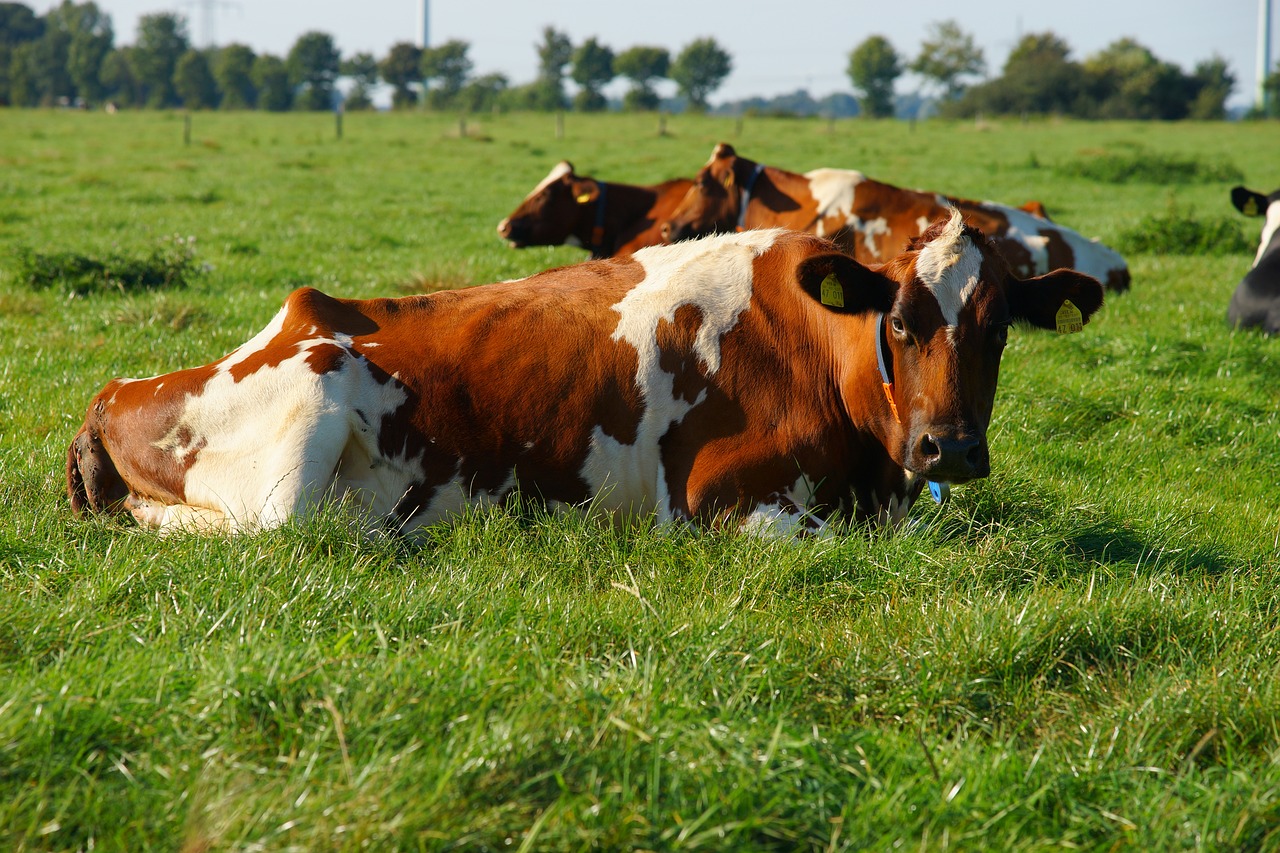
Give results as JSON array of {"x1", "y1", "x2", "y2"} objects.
[{"x1": 1, "y1": 109, "x2": 1279, "y2": 851}]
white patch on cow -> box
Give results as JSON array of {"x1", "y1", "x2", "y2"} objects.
[
  {"x1": 804, "y1": 168, "x2": 864, "y2": 235},
  {"x1": 401, "y1": 464, "x2": 516, "y2": 533},
  {"x1": 739, "y1": 471, "x2": 830, "y2": 537},
  {"x1": 148, "y1": 311, "x2": 416, "y2": 532},
  {"x1": 915, "y1": 208, "x2": 980, "y2": 328},
  {"x1": 1254, "y1": 200, "x2": 1280, "y2": 268},
  {"x1": 916, "y1": 215, "x2": 932, "y2": 233},
  {"x1": 579, "y1": 229, "x2": 780, "y2": 520},
  {"x1": 986, "y1": 201, "x2": 1127, "y2": 282},
  {"x1": 527, "y1": 161, "x2": 573, "y2": 201}
]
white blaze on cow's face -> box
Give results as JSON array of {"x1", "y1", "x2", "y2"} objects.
[
  {"x1": 1255, "y1": 197, "x2": 1280, "y2": 267},
  {"x1": 914, "y1": 207, "x2": 981, "y2": 329}
]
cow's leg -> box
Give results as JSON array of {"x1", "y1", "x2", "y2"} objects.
[{"x1": 126, "y1": 496, "x2": 237, "y2": 533}]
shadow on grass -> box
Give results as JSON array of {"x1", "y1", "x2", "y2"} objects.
[{"x1": 1065, "y1": 520, "x2": 1236, "y2": 574}]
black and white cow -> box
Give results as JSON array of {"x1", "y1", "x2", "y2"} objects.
[{"x1": 1230, "y1": 185, "x2": 1280, "y2": 333}]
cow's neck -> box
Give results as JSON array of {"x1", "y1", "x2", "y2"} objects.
[{"x1": 738, "y1": 163, "x2": 810, "y2": 232}]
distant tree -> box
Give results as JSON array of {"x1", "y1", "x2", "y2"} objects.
[
  {"x1": 341, "y1": 51, "x2": 378, "y2": 110},
  {"x1": 133, "y1": 11, "x2": 189, "y2": 107},
  {"x1": 251, "y1": 53, "x2": 291, "y2": 111},
  {"x1": 287, "y1": 30, "x2": 339, "y2": 110},
  {"x1": 214, "y1": 43, "x2": 255, "y2": 109},
  {"x1": 23, "y1": 17, "x2": 73, "y2": 105},
  {"x1": 35, "y1": 2, "x2": 112, "y2": 106},
  {"x1": 1082, "y1": 38, "x2": 1191, "y2": 120},
  {"x1": 421, "y1": 38, "x2": 471, "y2": 109},
  {"x1": 615, "y1": 45, "x2": 668, "y2": 111},
  {"x1": 0, "y1": 2, "x2": 43, "y2": 104},
  {"x1": 953, "y1": 32, "x2": 1081, "y2": 117},
  {"x1": 532, "y1": 25, "x2": 572, "y2": 110},
  {"x1": 1187, "y1": 56, "x2": 1234, "y2": 120},
  {"x1": 174, "y1": 48, "x2": 215, "y2": 108},
  {"x1": 910, "y1": 19, "x2": 984, "y2": 101},
  {"x1": 570, "y1": 36, "x2": 613, "y2": 112},
  {"x1": 7, "y1": 40, "x2": 37, "y2": 104},
  {"x1": 847, "y1": 35, "x2": 901, "y2": 117},
  {"x1": 99, "y1": 45, "x2": 141, "y2": 105},
  {"x1": 458, "y1": 71, "x2": 507, "y2": 112},
  {"x1": 380, "y1": 41, "x2": 421, "y2": 108},
  {"x1": 670, "y1": 37, "x2": 731, "y2": 111}
]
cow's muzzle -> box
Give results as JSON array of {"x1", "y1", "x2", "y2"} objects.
[
  {"x1": 496, "y1": 218, "x2": 527, "y2": 248},
  {"x1": 912, "y1": 431, "x2": 990, "y2": 484}
]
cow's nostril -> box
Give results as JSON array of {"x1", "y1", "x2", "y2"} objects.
[{"x1": 919, "y1": 434, "x2": 940, "y2": 461}]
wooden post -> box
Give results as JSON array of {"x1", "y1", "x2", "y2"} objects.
[
  {"x1": 734, "y1": 116, "x2": 743, "y2": 137},
  {"x1": 658, "y1": 112, "x2": 667, "y2": 136},
  {"x1": 335, "y1": 107, "x2": 343, "y2": 140},
  {"x1": 183, "y1": 112, "x2": 191, "y2": 146},
  {"x1": 459, "y1": 116, "x2": 467, "y2": 138},
  {"x1": 555, "y1": 111, "x2": 565, "y2": 139}
]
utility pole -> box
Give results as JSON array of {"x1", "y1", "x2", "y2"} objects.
[
  {"x1": 416, "y1": 0, "x2": 430, "y2": 49},
  {"x1": 1259, "y1": 0, "x2": 1273, "y2": 113},
  {"x1": 181, "y1": 0, "x2": 241, "y2": 49}
]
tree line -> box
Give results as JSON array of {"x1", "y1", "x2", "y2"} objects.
[
  {"x1": 0, "y1": 1, "x2": 732, "y2": 112},
  {"x1": 847, "y1": 20, "x2": 1276, "y2": 120},
  {"x1": 2, "y1": 2, "x2": 1277, "y2": 118}
]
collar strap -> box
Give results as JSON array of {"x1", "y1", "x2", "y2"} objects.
[
  {"x1": 874, "y1": 312, "x2": 899, "y2": 423},
  {"x1": 590, "y1": 182, "x2": 608, "y2": 254},
  {"x1": 736, "y1": 163, "x2": 765, "y2": 231},
  {"x1": 876, "y1": 312, "x2": 950, "y2": 505}
]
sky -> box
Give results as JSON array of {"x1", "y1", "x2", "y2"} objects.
[{"x1": 31, "y1": 0, "x2": 1280, "y2": 110}]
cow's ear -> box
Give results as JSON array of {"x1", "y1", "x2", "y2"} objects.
[
  {"x1": 1232, "y1": 186, "x2": 1267, "y2": 217},
  {"x1": 796, "y1": 252, "x2": 897, "y2": 315},
  {"x1": 572, "y1": 180, "x2": 599, "y2": 205},
  {"x1": 1006, "y1": 269, "x2": 1104, "y2": 332}
]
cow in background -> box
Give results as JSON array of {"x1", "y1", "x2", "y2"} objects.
[
  {"x1": 662, "y1": 143, "x2": 1131, "y2": 292},
  {"x1": 68, "y1": 212, "x2": 1103, "y2": 537},
  {"x1": 498, "y1": 161, "x2": 693, "y2": 258},
  {"x1": 1229, "y1": 185, "x2": 1280, "y2": 333}
]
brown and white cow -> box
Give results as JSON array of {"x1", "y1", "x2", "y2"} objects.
[
  {"x1": 497, "y1": 161, "x2": 693, "y2": 259},
  {"x1": 662, "y1": 143, "x2": 1131, "y2": 292},
  {"x1": 68, "y1": 211, "x2": 1103, "y2": 537}
]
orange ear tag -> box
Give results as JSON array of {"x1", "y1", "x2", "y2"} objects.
[
  {"x1": 882, "y1": 382, "x2": 901, "y2": 423},
  {"x1": 1055, "y1": 300, "x2": 1083, "y2": 334}
]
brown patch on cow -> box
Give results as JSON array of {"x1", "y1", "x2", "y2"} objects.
[
  {"x1": 305, "y1": 343, "x2": 348, "y2": 375},
  {"x1": 657, "y1": 304, "x2": 711, "y2": 405}
]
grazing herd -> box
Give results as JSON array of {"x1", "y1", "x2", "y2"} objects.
[{"x1": 65, "y1": 140, "x2": 1276, "y2": 537}]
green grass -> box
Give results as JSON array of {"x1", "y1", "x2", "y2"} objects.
[{"x1": 2, "y1": 109, "x2": 1279, "y2": 851}]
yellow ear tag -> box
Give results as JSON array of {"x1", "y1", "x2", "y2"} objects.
[
  {"x1": 576, "y1": 192, "x2": 592, "y2": 204},
  {"x1": 1055, "y1": 299, "x2": 1083, "y2": 334},
  {"x1": 1243, "y1": 197, "x2": 1259, "y2": 216},
  {"x1": 819, "y1": 274, "x2": 844, "y2": 308},
  {"x1": 723, "y1": 172, "x2": 735, "y2": 188}
]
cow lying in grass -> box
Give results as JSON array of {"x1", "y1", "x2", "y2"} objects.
[
  {"x1": 68, "y1": 209, "x2": 1103, "y2": 536},
  {"x1": 662, "y1": 143, "x2": 1131, "y2": 292},
  {"x1": 497, "y1": 161, "x2": 693, "y2": 258},
  {"x1": 1229, "y1": 185, "x2": 1280, "y2": 333}
]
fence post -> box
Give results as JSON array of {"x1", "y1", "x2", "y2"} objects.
[
  {"x1": 183, "y1": 112, "x2": 191, "y2": 146},
  {"x1": 335, "y1": 106, "x2": 343, "y2": 140},
  {"x1": 555, "y1": 111, "x2": 565, "y2": 140}
]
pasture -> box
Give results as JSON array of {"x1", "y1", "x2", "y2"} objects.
[{"x1": 1, "y1": 109, "x2": 1278, "y2": 850}]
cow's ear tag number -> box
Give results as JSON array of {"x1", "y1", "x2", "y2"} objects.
[
  {"x1": 576, "y1": 193, "x2": 592, "y2": 204},
  {"x1": 1055, "y1": 299, "x2": 1083, "y2": 334},
  {"x1": 819, "y1": 274, "x2": 844, "y2": 308}
]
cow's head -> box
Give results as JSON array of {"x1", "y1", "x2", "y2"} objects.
[
  {"x1": 497, "y1": 161, "x2": 603, "y2": 249},
  {"x1": 819, "y1": 207, "x2": 1105, "y2": 485},
  {"x1": 1232, "y1": 185, "x2": 1280, "y2": 266},
  {"x1": 661, "y1": 143, "x2": 747, "y2": 243}
]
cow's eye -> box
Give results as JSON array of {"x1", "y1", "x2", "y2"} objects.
[
  {"x1": 992, "y1": 323, "x2": 1009, "y2": 347},
  {"x1": 890, "y1": 316, "x2": 907, "y2": 337}
]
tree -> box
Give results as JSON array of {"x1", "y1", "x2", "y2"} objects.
[
  {"x1": 251, "y1": 53, "x2": 291, "y2": 111},
  {"x1": 421, "y1": 38, "x2": 471, "y2": 109},
  {"x1": 99, "y1": 46, "x2": 141, "y2": 105},
  {"x1": 910, "y1": 19, "x2": 983, "y2": 102},
  {"x1": 570, "y1": 36, "x2": 613, "y2": 112},
  {"x1": 286, "y1": 30, "x2": 339, "y2": 111},
  {"x1": 847, "y1": 35, "x2": 901, "y2": 118},
  {"x1": 532, "y1": 26, "x2": 572, "y2": 110},
  {"x1": 174, "y1": 47, "x2": 215, "y2": 108},
  {"x1": 670, "y1": 37, "x2": 731, "y2": 112},
  {"x1": 953, "y1": 32, "x2": 1081, "y2": 118},
  {"x1": 37, "y1": 1, "x2": 112, "y2": 106},
  {"x1": 458, "y1": 71, "x2": 506, "y2": 113},
  {"x1": 615, "y1": 45, "x2": 668, "y2": 111},
  {"x1": 380, "y1": 41, "x2": 421, "y2": 108},
  {"x1": 1082, "y1": 38, "x2": 1192, "y2": 120},
  {"x1": 214, "y1": 43, "x2": 255, "y2": 109},
  {"x1": 1187, "y1": 56, "x2": 1234, "y2": 120},
  {"x1": 341, "y1": 51, "x2": 378, "y2": 110},
  {"x1": 133, "y1": 11, "x2": 188, "y2": 107},
  {"x1": 0, "y1": 2, "x2": 44, "y2": 104}
]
